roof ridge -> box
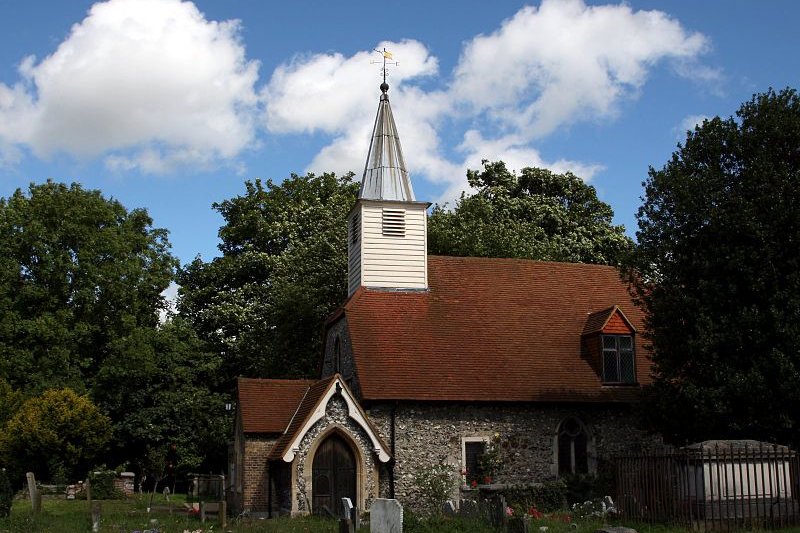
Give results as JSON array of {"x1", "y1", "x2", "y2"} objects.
[
  {"x1": 427, "y1": 255, "x2": 619, "y2": 269},
  {"x1": 281, "y1": 383, "x2": 312, "y2": 435}
]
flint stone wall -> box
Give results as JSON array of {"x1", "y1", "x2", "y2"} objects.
[{"x1": 365, "y1": 402, "x2": 660, "y2": 511}]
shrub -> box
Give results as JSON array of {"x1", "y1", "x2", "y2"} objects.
[
  {"x1": 562, "y1": 461, "x2": 615, "y2": 505},
  {"x1": 413, "y1": 461, "x2": 457, "y2": 516},
  {"x1": 0, "y1": 389, "x2": 112, "y2": 483},
  {"x1": 500, "y1": 481, "x2": 567, "y2": 513},
  {"x1": 0, "y1": 468, "x2": 12, "y2": 517},
  {"x1": 81, "y1": 470, "x2": 124, "y2": 500}
]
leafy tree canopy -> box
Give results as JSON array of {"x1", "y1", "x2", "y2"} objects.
[
  {"x1": 629, "y1": 88, "x2": 800, "y2": 446},
  {"x1": 428, "y1": 161, "x2": 632, "y2": 265},
  {"x1": 0, "y1": 388, "x2": 112, "y2": 483},
  {"x1": 0, "y1": 181, "x2": 177, "y2": 392},
  {"x1": 178, "y1": 172, "x2": 359, "y2": 383},
  {"x1": 93, "y1": 318, "x2": 230, "y2": 475}
]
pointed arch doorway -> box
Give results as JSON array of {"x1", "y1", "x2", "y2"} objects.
[{"x1": 312, "y1": 433, "x2": 356, "y2": 517}]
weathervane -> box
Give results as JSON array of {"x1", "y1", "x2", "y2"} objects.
[{"x1": 371, "y1": 47, "x2": 398, "y2": 87}]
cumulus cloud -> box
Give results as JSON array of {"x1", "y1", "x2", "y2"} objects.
[
  {"x1": 262, "y1": 0, "x2": 711, "y2": 203},
  {"x1": 452, "y1": 0, "x2": 710, "y2": 138},
  {"x1": 0, "y1": 0, "x2": 714, "y2": 200},
  {"x1": 0, "y1": 0, "x2": 260, "y2": 171}
]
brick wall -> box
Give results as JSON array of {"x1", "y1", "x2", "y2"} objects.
[{"x1": 243, "y1": 436, "x2": 277, "y2": 512}]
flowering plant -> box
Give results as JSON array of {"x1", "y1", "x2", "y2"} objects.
[{"x1": 478, "y1": 433, "x2": 503, "y2": 479}]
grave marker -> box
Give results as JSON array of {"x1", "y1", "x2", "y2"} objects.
[{"x1": 370, "y1": 498, "x2": 402, "y2": 533}]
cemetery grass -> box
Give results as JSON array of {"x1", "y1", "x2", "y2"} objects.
[{"x1": 5, "y1": 499, "x2": 800, "y2": 533}]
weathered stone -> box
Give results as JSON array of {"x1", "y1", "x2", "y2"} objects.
[
  {"x1": 342, "y1": 497, "x2": 354, "y2": 519},
  {"x1": 370, "y1": 498, "x2": 403, "y2": 533},
  {"x1": 442, "y1": 500, "x2": 456, "y2": 516}
]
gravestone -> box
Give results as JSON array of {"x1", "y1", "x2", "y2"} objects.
[
  {"x1": 370, "y1": 498, "x2": 403, "y2": 533},
  {"x1": 340, "y1": 497, "x2": 355, "y2": 533},
  {"x1": 26, "y1": 472, "x2": 41, "y2": 514},
  {"x1": 66, "y1": 484, "x2": 76, "y2": 500},
  {"x1": 442, "y1": 500, "x2": 456, "y2": 516},
  {"x1": 342, "y1": 497, "x2": 354, "y2": 519}
]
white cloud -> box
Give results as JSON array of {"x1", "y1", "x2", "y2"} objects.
[
  {"x1": 0, "y1": 0, "x2": 260, "y2": 171},
  {"x1": 452, "y1": 0, "x2": 711, "y2": 138},
  {"x1": 263, "y1": 40, "x2": 439, "y2": 135},
  {"x1": 262, "y1": 0, "x2": 712, "y2": 202}
]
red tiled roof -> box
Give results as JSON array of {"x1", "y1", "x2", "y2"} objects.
[
  {"x1": 268, "y1": 376, "x2": 337, "y2": 460},
  {"x1": 341, "y1": 256, "x2": 650, "y2": 403},
  {"x1": 237, "y1": 377, "x2": 317, "y2": 433},
  {"x1": 582, "y1": 305, "x2": 636, "y2": 335}
]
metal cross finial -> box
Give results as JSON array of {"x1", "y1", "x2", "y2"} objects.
[{"x1": 371, "y1": 47, "x2": 398, "y2": 89}]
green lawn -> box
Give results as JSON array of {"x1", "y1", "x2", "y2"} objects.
[{"x1": 3, "y1": 496, "x2": 800, "y2": 533}]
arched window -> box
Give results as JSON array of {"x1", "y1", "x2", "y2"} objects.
[{"x1": 557, "y1": 417, "x2": 589, "y2": 475}]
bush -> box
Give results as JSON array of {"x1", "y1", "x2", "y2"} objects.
[
  {"x1": 83, "y1": 470, "x2": 124, "y2": 500},
  {"x1": 500, "y1": 481, "x2": 567, "y2": 513},
  {"x1": 413, "y1": 461, "x2": 457, "y2": 516},
  {"x1": 0, "y1": 468, "x2": 12, "y2": 517},
  {"x1": 562, "y1": 461, "x2": 615, "y2": 505}
]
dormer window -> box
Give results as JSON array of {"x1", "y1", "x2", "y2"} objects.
[
  {"x1": 582, "y1": 305, "x2": 638, "y2": 385},
  {"x1": 602, "y1": 335, "x2": 635, "y2": 384}
]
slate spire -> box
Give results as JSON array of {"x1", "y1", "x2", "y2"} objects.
[{"x1": 359, "y1": 82, "x2": 415, "y2": 201}]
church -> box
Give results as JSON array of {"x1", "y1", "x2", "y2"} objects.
[{"x1": 228, "y1": 80, "x2": 658, "y2": 517}]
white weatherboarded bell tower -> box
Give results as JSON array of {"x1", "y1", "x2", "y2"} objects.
[{"x1": 347, "y1": 81, "x2": 430, "y2": 296}]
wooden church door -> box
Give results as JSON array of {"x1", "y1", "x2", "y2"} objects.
[{"x1": 312, "y1": 433, "x2": 356, "y2": 517}]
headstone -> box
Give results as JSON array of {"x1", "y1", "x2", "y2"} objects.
[
  {"x1": 26, "y1": 472, "x2": 40, "y2": 514},
  {"x1": 66, "y1": 484, "x2": 76, "y2": 500},
  {"x1": 341, "y1": 497, "x2": 354, "y2": 519},
  {"x1": 340, "y1": 497, "x2": 355, "y2": 533},
  {"x1": 119, "y1": 472, "x2": 135, "y2": 495},
  {"x1": 370, "y1": 498, "x2": 403, "y2": 533},
  {"x1": 442, "y1": 500, "x2": 456, "y2": 516}
]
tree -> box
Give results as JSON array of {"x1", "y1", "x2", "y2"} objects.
[
  {"x1": 428, "y1": 161, "x2": 632, "y2": 265},
  {"x1": 93, "y1": 319, "x2": 230, "y2": 475},
  {"x1": 0, "y1": 181, "x2": 177, "y2": 392},
  {"x1": 178, "y1": 172, "x2": 359, "y2": 383},
  {"x1": 0, "y1": 389, "x2": 112, "y2": 483},
  {"x1": 629, "y1": 88, "x2": 800, "y2": 446}
]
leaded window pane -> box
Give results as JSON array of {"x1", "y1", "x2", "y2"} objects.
[
  {"x1": 603, "y1": 350, "x2": 619, "y2": 382},
  {"x1": 620, "y1": 351, "x2": 635, "y2": 383},
  {"x1": 618, "y1": 335, "x2": 633, "y2": 350},
  {"x1": 603, "y1": 335, "x2": 617, "y2": 350}
]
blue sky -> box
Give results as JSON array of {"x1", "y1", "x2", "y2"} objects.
[{"x1": 0, "y1": 0, "x2": 798, "y2": 267}]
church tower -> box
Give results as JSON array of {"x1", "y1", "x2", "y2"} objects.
[{"x1": 347, "y1": 81, "x2": 429, "y2": 296}]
